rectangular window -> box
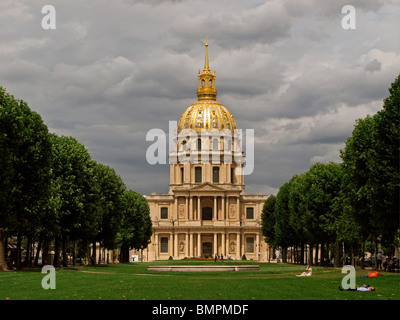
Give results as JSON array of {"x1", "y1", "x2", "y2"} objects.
[
  {"x1": 212, "y1": 139, "x2": 219, "y2": 151},
  {"x1": 246, "y1": 237, "x2": 254, "y2": 253},
  {"x1": 195, "y1": 167, "x2": 202, "y2": 183},
  {"x1": 213, "y1": 167, "x2": 220, "y2": 183},
  {"x1": 160, "y1": 207, "x2": 168, "y2": 219},
  {"x1": 181, "y1": 167, "x2": 184, "y2": 183},
  {"x1": 231, "y1": 168, "x2": 234, "y2": 184},
  {"x1": 197, "y1": 138, "x2": 202, "y2": 150},
  {"x1": 160, "y1": 237, "x2": 169, "y2": 253},
  {"x1": 246, "y1": 207, "x2": 254, "y2": 219}
]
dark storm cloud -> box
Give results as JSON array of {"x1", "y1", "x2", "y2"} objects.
[{"x1": 0, "y1": 0, "x2": 399, "y2": 196}]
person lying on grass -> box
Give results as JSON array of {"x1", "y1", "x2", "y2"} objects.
[
  {"x1": 339, "y1": 284, "x2": 375, "y2": 291},
  {"x1": 296, "y1": 265, "x2": 312, "y2": 277},
  {"x1": 360, "y1": 271, "x2": 383, "y2": 277}
]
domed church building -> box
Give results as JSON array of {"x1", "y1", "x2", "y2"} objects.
[{"x1": 146, "y1": 41, "x2": 269, "y2": 261}]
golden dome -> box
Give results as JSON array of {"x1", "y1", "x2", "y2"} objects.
[
  {"x1": 177, "y1": 39, "x2": 237, "y2": 133},
  {"x1": 177, "y1": 100, "x2": 237, "y2": 132}
]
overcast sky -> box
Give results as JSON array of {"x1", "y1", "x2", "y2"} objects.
[{"x1": 1, "y1": 0, "x2": 399, "y2": 196}]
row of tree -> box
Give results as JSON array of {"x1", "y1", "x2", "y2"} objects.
[
  {"x1": 262, "y1": 74, "x2": 399, "y2": 268},
  {"x1": 0, "y1": 87, "x2": 152, "y2": 270}
]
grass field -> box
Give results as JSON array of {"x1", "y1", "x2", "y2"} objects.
[{"x1": 1, "y1": 261, "x2": 399, "y2": 300}]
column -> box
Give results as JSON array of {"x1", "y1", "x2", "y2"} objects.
[
  {"x1": 214, "y1": 233, "x2": 218, "y2": 255},
  {"x1": 226, "y1": 196, "x2": 229, "y2": 221},
  {"x1": 236, "y1": 233, "x2": 240, "y2": 260},
  {"x1": 170, "y1": 233, "x2": 174, "y2": 257},
  {"x1": 189, "y1": 196, "x2": 193, "y2": 221},
  {"x1": 175, "y1": 197, "x2": 179, "y2": 221},
  {"x1": 197, "y1": 196, "x2": 201, "y2": 221},
  {"x1": 174, "y1": 232, "x2": 178, "y2": 258},
  {"x1": 213, "y1": 196, "x2": 217, "y2": 221},
  {"x1": 256, "y1": 233, "x2": 260, "y2": 260},
  {"x1": 236, "y1": 196, "x2": 240, "y2": 222},
  {"x1": 185, "y1": 233, "x2": 189, "y2": 257},
  {"x1": 197, "y1": 233, "x2": 201, "y2": 257},
  {"x1": 154, "y1": 233, "x2": 159, "y2": 260},
  {"x1": 185, "y1": 196, "x2": 189, "y2": 221},
  {"x1": 221, "y1": 232, "x2": 226, "y2": 257},
  {"x1": 222, "y1": 195, "x2": 225, "y2": 220},
  {"x1": 226, "y1": 233, "x2": 229, "y2": 257},
  {"x1": 189, "y1": 233, "x2": 193, "y2": 257},
  {"x1": 241, "y1": 233, "x2": 245, "y2": 258}
]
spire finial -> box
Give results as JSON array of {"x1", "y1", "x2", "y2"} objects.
[
  {"x1": 204, "y1": 35, "x2": 210, "y2": 71},
  {"x1": 197, "y1": 37, "x2": 217, "y2": 100}
]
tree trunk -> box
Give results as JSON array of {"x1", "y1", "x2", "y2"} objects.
[
  {"x1": 53, "y1": 236, "x2": 60, "y2": 267},
  {"x1": 62, "y1": 234, "x2": 67, "y2": 267},
  {"x1": 34, "y1": 235, "x2": 42, "y2": 267},
  {"x1": 334, "y1": 240, "x2": 340, "y2": 267},
  {"x1": 86, "y1": 242, "x2": 90, "y2": 265},
  {"x1": 98, "y1": 244, "x2": 102, "y2": 264},
  {"x1": 42, "y1": 238, "x2": 49, "y2": 265},
  {"x1": 0, "y1": 228, "x2": 7, "y2": 271},
  {"x1": 305, "y1": 244, "x2": 308, "y2": 264},
  {"x1": 320, "y1": 243, "x2": 325, "y2": 266},
  {"x1": 300, "y1": 243, "x2": 305, "y2": 265},
  {"x1": 308, "y1": 244, "x2": 313, "y2": 265},
  {"x1": 361, "y1": 241, "x2": 365, "y2": 269},
  {"x1": 72, "y1": 240, "x2": 76, "y2": 266},
  {"x1": 92, "y1": 241, "x2": 96, "y2": 265},
  {"x1": 120, "y1": 245, "x2": 130, "y2": 263},
  {"x1": 24, "y1": 237, "x2": 31, "y2": 267},
  {"x1": 16, "y1": 234, "x2": 22, "y2": 269}
]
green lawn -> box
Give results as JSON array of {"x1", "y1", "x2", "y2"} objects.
[{"x1": 0, "y1": 261, "x2": 399, "y2": 300}]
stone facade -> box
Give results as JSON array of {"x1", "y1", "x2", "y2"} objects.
[{"x1": 146, "y1": 42, "x2": 269, "y2": 261}]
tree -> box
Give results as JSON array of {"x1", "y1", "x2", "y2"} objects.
[
  {"x1": 93, "y1": 162, "x2": 126, "y2": 257},
  {"x1": 0, "y1": 87, "x2": 52, "y2": 269},
  {"x1": 288, "y1": 173, "x2": 309, "y2": 264},
  {"x1": 261, "y1": 195, "x2": 276, "y2": 246},
  {"x1": 0, "y1": 130, "x2": 13, "y2": 270},
  {"x1": 372, "y1": 74, "x2": 400, "y2": 250},
  {"x1": 261, "y1": 195, "x2": 276, "y2": 262},
  {"x1": 49, "y1": 134, "x2": 98, "y2": 267},
  {"x1": 341, "y1": 74, "x2": 400, "y2": 264},
  {"x1": 118, "y1": 190, "x2": 152, "y2": 262},
  {"x1": 274, "y1": 180, "x2": 297, "y2": 262},
  {"x1": 301, "y1": 162, "x2": 343, "y2": 266}
]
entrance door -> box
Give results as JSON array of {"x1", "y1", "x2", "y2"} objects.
[{"x1": 202, "y1": 242, "x2": 212, "y2": 256}]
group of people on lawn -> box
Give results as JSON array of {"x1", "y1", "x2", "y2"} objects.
[{"x1": 214, "y1": 253, "x2": 231, "y2": 262}]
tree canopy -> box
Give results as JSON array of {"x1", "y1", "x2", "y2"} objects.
[
  {"x1": 0, "y1": 86, "x2": 152, "y2": 269},
  {"x1": 261, "y1": 74, "x2": 400, "y2": 266}
]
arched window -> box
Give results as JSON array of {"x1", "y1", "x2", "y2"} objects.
[{"x1": 197, "y1": 138, "x2": 202, "y2": 150}]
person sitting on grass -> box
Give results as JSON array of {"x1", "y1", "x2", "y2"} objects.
[
  {"x1": 296, "y1": 265, "x2": 312, "y2": 277},
  {"x1": 339, "y1": 284, "x2": 375, "y2": 291}
]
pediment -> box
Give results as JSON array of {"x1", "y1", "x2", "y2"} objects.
[{"x1": 188, "y1": 182, "x2": 227, "y2": 192}]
